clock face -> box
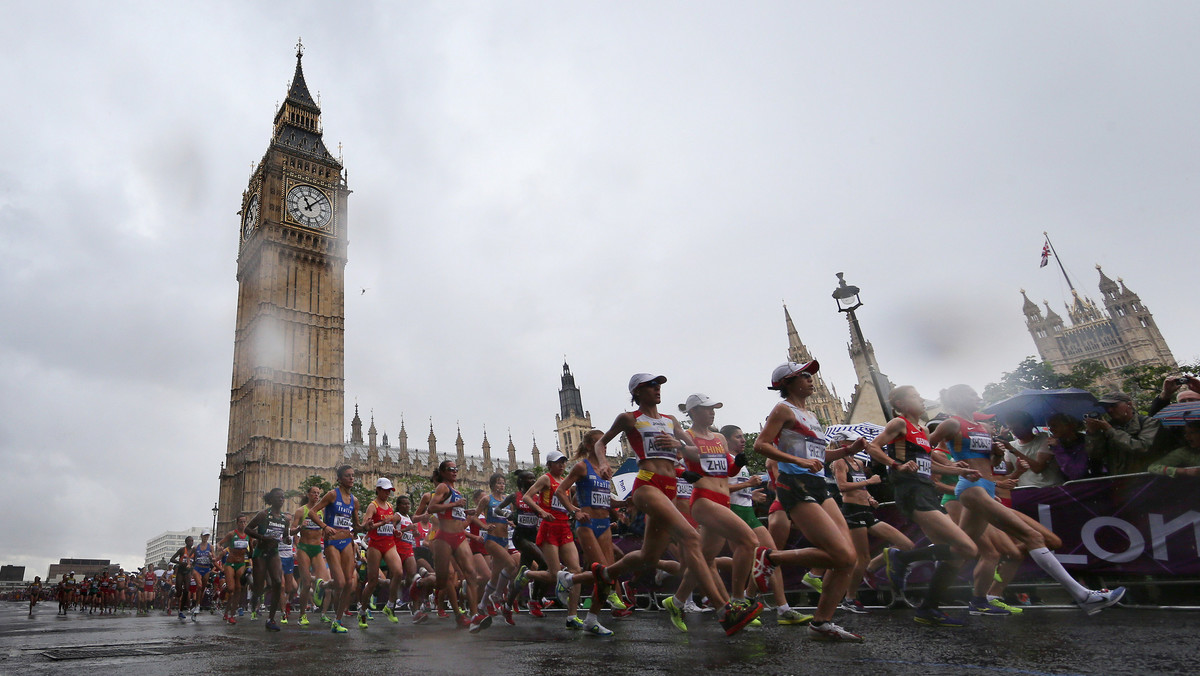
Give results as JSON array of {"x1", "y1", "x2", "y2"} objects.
[
  {"x1": 286, "y1": 184, "x2": 333, "y2": 229},
  {"x1": 242, "y1": 193, "x2": 260, "y2": 240}
]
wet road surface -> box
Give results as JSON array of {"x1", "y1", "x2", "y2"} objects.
[{"x1": 3, "y1": 602, "x2": 1198, "y2": 675}]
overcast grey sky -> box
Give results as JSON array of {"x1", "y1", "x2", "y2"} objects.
[{"x1": 2, "y1": 1, "x2": 1197, "y2": 577}]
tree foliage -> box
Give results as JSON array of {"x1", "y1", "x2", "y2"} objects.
[
  {"x1": 984, "y1": 356, "x2": 1200, "y2": 414},
  {"x1": 741, "y1": 432, "x2": 765, "y2": 475}
]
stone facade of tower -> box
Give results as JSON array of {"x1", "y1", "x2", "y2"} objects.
[
  {"x1": 555, "y1": 361, "x2": 594, "y2": 456},
  {"x1": 783, "y1": 304, "x2": 847, "y2": 425},
  {"x1": 342, "y1": 409, "x2": 534, "y2": 497},
  {"x1": 1022, "y1": 267, "x2": 1176, "y2": 374},
  {"x1": 218, "y1": 46, "x2": 349, "y2": 533},
  {"x1": 844, "y1": 313, "x2": 895, "y2": 425}
]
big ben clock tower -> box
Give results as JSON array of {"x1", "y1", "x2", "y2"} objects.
[{"x1": 218, "y1": 42, "x2": 349, "y2": 531}]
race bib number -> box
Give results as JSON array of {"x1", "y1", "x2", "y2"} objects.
[
  {"x1": 551, "y1": 495, "x2": 567, "y2": 513},
  {"x1": 701, "y1": 454, "x2": 728, "y2": 476},
  {"x1": 517, "y1": 512, "x2": 540, "y2": 528},
  {"x1": 643, "y1": 431, "x2": 677, "y2": 460},
  {"x1": 377, "y1": 523, "x2": 394, "y2": 536},
  {"x1": 969, "y1": 434, "x2": 992, "y2": 452},
  {"x1": 333, "y1": 515, "x2": 352, "y2": 529},
  {"x1": 592, "y1": 491, "x2": 612, "y2": 508},
  {"x1": 804, "y1": 438, "x2": 826, "y2": 462},
  {"x1": 400, "y1": 528, "x2": 415, "y2": 544},
  {"x1": 451, "y1": 506, "x2": 467, "y2": 521},
  {"x1": 850, "y1": 472, "x2": 867, "y2": 483},
  {"x1": 676, "y1": 480, "x2": 693, "y2": 498},
  {"x1": 233, "y1": 539, "x2": 248, "y2": 550},
  {"x1": 265, "y1": 525, "x2": 284, "y2": 541},
  {"x1": 916, "y1": 456, "x2": 932, "y2": 477},
  {"x1": 278, "y1": 544, "x2": 294, "y2": 559}
]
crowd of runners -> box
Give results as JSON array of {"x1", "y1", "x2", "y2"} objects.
[{"x1": 31, "y1": 363, "x2": 1127, "y2": 639}]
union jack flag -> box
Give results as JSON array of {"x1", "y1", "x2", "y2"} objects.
[{"x1": 1039, "y1": 240, "x2": 1051, "y2": 268}]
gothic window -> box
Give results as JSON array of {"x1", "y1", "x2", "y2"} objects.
[
  {"x1": 1115, "y1": 306, "x2": 1126, "y2": 316},
  {"x1": 1140, "y1": 317, "x2": 1150, "y2": 328}
]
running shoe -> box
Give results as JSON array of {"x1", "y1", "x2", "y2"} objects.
[
  {"x1": 565, "y1": 615, "x2": 585, "y2": 630},
  {"x1": 365, "y1": 609, "x2": 374, "y2": 621},
  {"x1": 611, "y1": 607, "x2": 634, "y2": 618},
  {"x1": 468, "y1": 613, "x2": 493, "y2": 633},
  {"x1": 883, "y1": 547, "x2": 906, "y2": 593},
  {"x1": 994, "y1": 567, "x2": 1004, "y2": 583},
  {"x1": 607, "y1": 592, "x2": 627, "y2": 611},
  {"x1": 330, "y1": 620, "x2": 348, "y2": 634},
  {"x1": 266, "y1": 620, "x2": 281, "y2": 631},
  {"x1": 584, "y1": 619, "x2": 614, "y2": 637},
  {"x1": 485, "y1": 598, "x2": 498, "y2": 617},
  {"x1": 969, "y1": 599, "x2": 1010, "y2": 616},
  {"x1": 719, "y1": 599, "x2": 763, "y2": 637},
  {"x1": 749, "y1": 617, "x2": 762, "y2": 627},
  {"x1": 411, "y1": 609, "x2": 429, "y2": 624},
  {"x1": 554, "y1": 570, "x2": 573, "y2": 606},
  {"x1": 237, "y1": 607, "x2": 244, "y2": 617},
  {"x1": 227, "y1": 615, "x2": 237, "y2": 625},
  {"x1": 250, "y1": 610, "x2": 258, "y2": 621},
  {"x1": 1077, "y1": 587, "x2": 1125, "y2": 616},
  {"x1": 683, "y1": 599, "x2": 713, "y2": 614},
  {"x1": 383, "y1": 605, "x2": 398, "y2": 623},
  {"x1": 914, "y1": 608, "x2": 965, "y2": 627},
  {"x1": 314, "y1": 578, "x2": 325, "y2": 605},
  {"x1": 357, "y1": 612, "x2": 368, "y2": 628},
  {"x1": 298, "y1": 613, "x2": 309, "y2": 627},
  {"x1": 802, "y1": 572, "x2": 824, "y2": 594},
  {"x1": 777, "y1": 608, "x2": 814, "y2": 625},
  {"x1": 808, "y1": 620, "x2": 864, "y2": 642},
  {"x1": 528, "y1": 600, "x2": 545, "y2": 618},
  {"x1": 839, "y1": 599, "x2": 870, "y2": 614},
  {"x1": 501, "y1": 603, "x2": 515, "y2": 626},
  {"x1": 280, "y1": 615, "x2": 288, "y2": 625},
  {"x1": 662, "y1": 596, "x2": 688, "y2": 633},
  {"x1": 590, "y1": 562, "x2": 610, "y2": 610},
  {"x1": 178, "y1": 612, "x2": 186, "y2": 621},
  {"x1": 751, "y1": 547, "x2": 776, "y2": 593},
  {"x1": 319, "y1": 613, "x2": 330, "y2": 624},
  {"x1": 455, "y1": 613, "x2": 471, "y2": 629},
  {"x1": 513, "y1": 565, "x2": 529, "y2": 588},
  {"x1": 988, "y1": 597, "x2": 1024, "y2": 614},
  {"x1": 620, "y1": 580, "x2": 636, "y2": 608}
]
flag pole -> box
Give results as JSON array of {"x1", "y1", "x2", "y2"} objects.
[{"x1": 1042, "y1": 231, "x2": 1074, "y2": 292}]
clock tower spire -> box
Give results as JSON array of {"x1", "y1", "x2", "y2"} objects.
[{"x1": 218, "y1": 44, "x2": 350, "y2": 534}]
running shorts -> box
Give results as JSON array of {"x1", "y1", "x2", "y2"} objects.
[
  {"x1": 954, "y1": 476, "x2": 997, "y2": 499},
  {"x1": 841, "y1": 503, "x2": 879, "y2": 530},
  {"x1": 893, "y1": 476, "x2": 946, "y2": 518},
  {"x1": 690, "y1": 487, "x2": 731, "y2": 509},
  {"x1": 433, "y1": 530, "x2": 468, "y2": 549},
  {"x1": 730, "y1": 503, "x2": 763, "y2": 531},
  {"x1": 575, "y1": 517, "x2": 611, "y2": 540},
  {"x1": 632, "y1": 469, "x2": 677, "y2": 501},
  {"x1": 536, "y1": 519, "x2": 574, "y2": 547},
  {"x1": 775, "y1": 472, "x2": 830, "y2": 511}
]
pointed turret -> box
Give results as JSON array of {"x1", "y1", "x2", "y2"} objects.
[
  {"x1": 783, "y1": 302, "x2": 846, "y2": 425},
  {"x1": 427, "y1": 420, "x2": 437, "y2": 467},
  {"x1": 507, "y1": 434, "x2": 518, "y2": 470},
  {"x1": 1096, "y1": 265, "x2": 1119, "y2": 299},
  {"x1": 271, "y1": 40, "x2": 337, "y2": 162},
  {"x1": 482, "y1": 430, "x2": 493, "y2": 472},
  {"x1": 350, "y1": 403, "x2": 363, "y2": 444},
  {"x1": 531, "y1": 435, "x2": 541, "y2": 468},
  {"x1": 1021, "y1": 289, "x2": 1041, "y2": 318},
  {"x1": 367, "y1": 412, "x2": 378, "y2": 459},
  {"x1": 455, "y1": 423, "x2": 466, "y2": 470}
]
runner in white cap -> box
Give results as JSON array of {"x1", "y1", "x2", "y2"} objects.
[
  {"x1": 357, "y1": 477, "x2": 405, "y2": 628},
  {"x1": 753, "y1": 361, "x2": 864, "y2": 642}
]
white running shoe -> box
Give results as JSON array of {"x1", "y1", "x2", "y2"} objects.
[
  {"x1": 1077, "y1": 587, "x2": 1125, "y2": 616},
  {"x1": 808, "y1": 621, "x2": 864, "y2": 642},
  {"x1": 682, "y1": 600, "x2": 712, "y2": 614},
  {"x1": 584, "y1": 619, "x2": 614, "y2": 637},
  {"x1": 554, "y1": 571, "x2": 573, "y2": 606}
]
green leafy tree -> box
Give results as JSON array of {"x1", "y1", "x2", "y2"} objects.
[
  {"x1": 981, "y1": 357, "x2": 1062, "y2": 405},
  {"x1": 1059, "y1": 359, "x2": 1110, "y2": 391},
  {"x1": 741, "y1": 432, "x2": 765, "y2": 475},
  {"x1": 285, "y1": 474, "x2": 332, "y2": 502}
]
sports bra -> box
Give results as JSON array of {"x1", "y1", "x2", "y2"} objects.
[
  {"x1": 945, "y1": 416, "x2": 994, "y2": 461},
  {"x1": 685, "y1": 434, "x2": 735, "y2": 478},
  {"x1": 538, "y1": 473, "x2": 570, "y2": 521},
  {"x1": 884, "y1": 416, "x2": 934, "y2": 479},
  {"x1": 774, "y1": 402, "x2": 827, "y2": 477},
  {"x1": 323, "y1": 488, "x2": 357, "y2": 531},
  {"x1": 575, "y1": 460, "x2": 612, "y2": 509},
  {"x1": 627, "y1": 411, "x2": 678, "y2": 462},
  {"x1": 437, "y1": 485, "x2": 467, "y2": 522}
]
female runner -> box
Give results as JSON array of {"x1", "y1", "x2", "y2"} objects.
[
  {"x1": 752, "y1": 361, "x2": 863, "y2": 642},
  {"x1": 591, "y1": 374, "x2": 758, "y2": 637},
  {"x1": 190, "y1": 531, "x2": 216, "y2": 619},
  {"x1": 499, "y1": 470, "x2": 550, "y2": 616},
  {"x1": 168, "y1": 536, "x2": 196, "y2": 622},
  {"x1": 392, "y1": 494, "x2": 420, "y2": 610},
  {"x1": 477, "y1": 473, "x2": 518, "y2": 625},
  {"x1": 246, "y1": 488, "x2": 291, "y2": 631},
  {"x1": 934, "y1": 384, "x2": 1123, "y2": 615},
  {"x1": 357, "y1": 478, "x2": 405, "y2": 627},
  {"x1": 292, "y1": 486, "x2": 331, "y2": 626},
  {"x1": 307, "y1": 465, "x2": 362, "y2": 634},
  {"x1": 830, "y1": 437, "x2": 914, "y2": 614},
  {"x1": 523, "y1": 451, "x2": 596, "y2": 631},
  {"x1": 667, "y1": 394, "x2": 763, "y2": 635},
  {"x1": 420, "y1": 460, "x2": 491, "y2": 632}
]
